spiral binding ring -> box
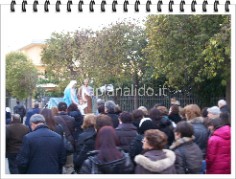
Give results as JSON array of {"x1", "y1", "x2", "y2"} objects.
[
  {"x1": 225, "y1": 0, "x2": 230, "y2": 12},
  {"x1": 112, "y1": 0, "x2": 118, "y2": 12},
  {"x1": 10, "y1": 0, "x2": 16, "y2": 12},
  {"x1": 214, "y1": 0, "x2": 219, "y2": 12},
  {"x1": 135, "y1": 0, "x2": 140, "y2": 12},
  {"x1": 67, "y1": 0, "x2": 72, "y2": 12},
  {"x1": 101, "y1": 0, "x2": 106, "y2": 12},
  {"x1": 124, "y1": 0, "x2": 129, "y2": 12},
  {"x1": 11, "y1": 0, "x2": 231, "y2": 13},
  {"x1": 180, "y1": 0, "x2": 185, "y2": 12},
  {"x1": 90, "y1": 0, "x2": 95, "y2": 12},
  {"x1": 169, "y1": 0, "x2": 174, "y2": 12},
  {"x1": 44, "y1": 0, "x2": 50, "y2": 12},
  {"x1": 157, "y1": 0, "x2": 162, "y2": 12},
  {"x1": 22, "y1": 0, "x2": 27, "y2": 12},
  {"x1": 33, "y1": 0, "x2": 38, "y2": 12},
  {"x1": 146, "y1": 0, "x2": 151, "y2": 12},
  {"x1": 202, "y1": 0, "x2": 208, "y2": 12},
  {"x1": 56, "y1": 0, "x2": 61, "y2": 12},
  {"x1": 191, "y1": 0, "x2": 197, "y2": 12},
  {"x1": 78, "y1": 0, "x2": 83, "y2": 12}
]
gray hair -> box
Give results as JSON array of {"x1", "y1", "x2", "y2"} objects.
[
  {"x1": 12, "y1": 114, "x2": 21, "y2": 123},
  {"x1": 30, "y1": 114, "x2": 45, "y2": 125},
  {"x1": 97, "y1": 99, "x2": 105, "y2": 106},
  {"x1": 105, "y1": 100, "x2": 116, "y2": 113},
  {"x1": 218, "y1": 99, "x2": 227, "y2": 107}
]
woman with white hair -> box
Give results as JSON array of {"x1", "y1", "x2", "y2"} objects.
[{"x1": 63, "y1": 80, "x2": 79, "y2": 107}]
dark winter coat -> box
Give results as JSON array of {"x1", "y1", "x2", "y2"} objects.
[
  {"x1": 220, "y1": 105, "x2": 230, "y2": 113},
  {"x1": 156, "y1": 117, "x2": 175, "y2": 148},
  {"x1": 168, "y1": 113, "x2": 182, "y2": 124},
  {"x1": 206, "y1": 125, "x2": 231, "y2": 174},
  {"x1": 75, "y1": 127, "x2": 96, "y2": 154},
  {"x1": 6, "y1": 123, "x2": 29, "y2": 155},
  {"x1": 134, "y1": 149, "x2": 176, "y2": 174},
  {"x1": 6, "y1": 111, "x2": 11, "y2": 124},
  {"x1": 129, "y1": 134, "x2": 144, "y2": 163},
  {"x1": 80, "y1": 150, "x2": 134, "y2": 174},
  {"x1": 56, "y1": 112, "x2": 76, "y2": 146},
  {"x1": 16, "y1": 125, "x2": 66, "y2": 174},
  {"x1": 188, "y1": 117, "x2": 208, "y2": 158},
  {"x1": 115, "y1": 123, "x2": 138, "y2": 153},
  {"x1": 68, "y1": 110, "x2": 84, "y2": 138},
  {"x1": 105, "y1": 113, "x2": 119, "y2": 128},
  {"x1": 25, "y1": 107, "x2": 40, "y2": 128},
  {"x1": 14, "y1": 104, "x2": 26, "y2": 120},
  {"x1": 170, "y1": 137, "x2": 203, "y2": 174},
  {"x1": 73, "y1": 131, "x2": 96, "y2": 172}
]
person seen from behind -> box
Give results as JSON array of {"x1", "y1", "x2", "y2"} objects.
[
  {"x1": 170, "y1": 121, "x2": 203, "y2": 174},
  {"x1": 16, "y1": 114, "x2": 66, "y2": 174},
  {"x1": 80, "y1": 126, "x2": 134, "y2": 174},
  {"x1": 206, "y1": 118, "x2": 231, "y2": 174}
]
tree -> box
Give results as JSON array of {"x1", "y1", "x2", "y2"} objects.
[
  {"x1": 145, "y1": 15, "x2": 230, "y2": 106},
  {"x1": 41, "y1": 21, "x2": 149, "y2": 108},
  {"x1": 6, "y1": 52, "x2": 38, "y2": 100},
  {"x1": 81, "y1": 21, "x2": 148, "y2": 108},
  {"x1": 41, "y1": 30, "x2": 93, "y2": 86}
]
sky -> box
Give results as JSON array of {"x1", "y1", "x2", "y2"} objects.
[
  {"x1": 2, "y1": 0, "x2": 232, "y2": 54},
  {"x1": 1, "y1": 2, "x2": 147, "y2": 53}
]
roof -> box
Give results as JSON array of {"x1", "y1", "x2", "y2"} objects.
[{"x1": 19, "y1": 40, "x2": 45, "y2": 51}]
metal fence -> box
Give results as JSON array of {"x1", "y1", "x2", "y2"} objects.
[{"x1": 99, "y1": 94, "x2": 222, "y2": 112}]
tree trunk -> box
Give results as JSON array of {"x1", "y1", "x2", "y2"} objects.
[
  {"x1": 133, "y1": 72, "x2": 139, "y2": 110},
  {"x1": 226, "y1": 79, "x2": 231, "y2": 108}
]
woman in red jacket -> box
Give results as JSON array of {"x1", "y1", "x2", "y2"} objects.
[{"x1": 206, "y1": 118, "x2": 231, "y2": 174}]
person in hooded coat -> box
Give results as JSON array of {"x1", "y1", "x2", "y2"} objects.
[{"x1": 206, "y1": 118, "x2": 231, "y2": 174}]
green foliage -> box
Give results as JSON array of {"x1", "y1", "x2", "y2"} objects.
[
  {"x1": 82, "y1": 21, "x2": 149, "y2": 88},
  {"x1": 41, "y1": 21, "x2": 149, "y2": 92},
  {"x1": 6, "y1": 52, "x2": 38, "y2": 100},
  {"x1": 41, "y1": 30, "x2": 93, "y2": 83},
  {"x1": 145, "y1": 15, "x2": 230, "y2": 101}
]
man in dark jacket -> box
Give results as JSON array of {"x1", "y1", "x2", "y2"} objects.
[
  {"x1": 16, "y1": 114, "x2": 66, "y2": 174},
  {"x1": 6, "y1": 114, "x2": 29, "y2": 174},
  {"x1": 24, "y1": 103, "x2": 40, "y2": 130},
  {"x1": 13, "y1": 101, "x2": 26, "y2": 123},
  {"x1": 56, "y1": 102, "x2": 76, "y2": 174}
]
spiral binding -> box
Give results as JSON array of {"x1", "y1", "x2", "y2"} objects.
[
  {"x1": 203, "y1": 0, "x2": 208, "y2": 12},
  {"x1": 10, "y1": 0, "x2": 231, "y2": 13},
  {"x1": 180, "y1": 0, "x2": 185, "y2": 12},
  {"x1": 112, "y1": 0, "x2": 118, "y2": 12}
]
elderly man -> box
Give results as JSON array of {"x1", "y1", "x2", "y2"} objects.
[{"x1": 16, "y1": 114, "x2": 66, "y2": 174}]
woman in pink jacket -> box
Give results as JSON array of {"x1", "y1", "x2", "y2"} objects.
[{"x1": 206, "y1": 118, "x2": 231, "y2": 174}]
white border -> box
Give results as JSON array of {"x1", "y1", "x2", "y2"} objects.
[{"x1": 1, "y1": 0, "x2": 235, "y2": 179}]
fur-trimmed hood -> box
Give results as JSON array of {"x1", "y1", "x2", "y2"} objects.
[
  {"x1": 169, "y1": 136, "x2": 195, "y2": 150},
  {"x1": 134, "y1": 149, "x2": 176, "y2": 173}
]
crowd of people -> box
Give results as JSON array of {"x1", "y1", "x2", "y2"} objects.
[{"x1": 5, "y1": 95, "x2": 231, "y2": 174}]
